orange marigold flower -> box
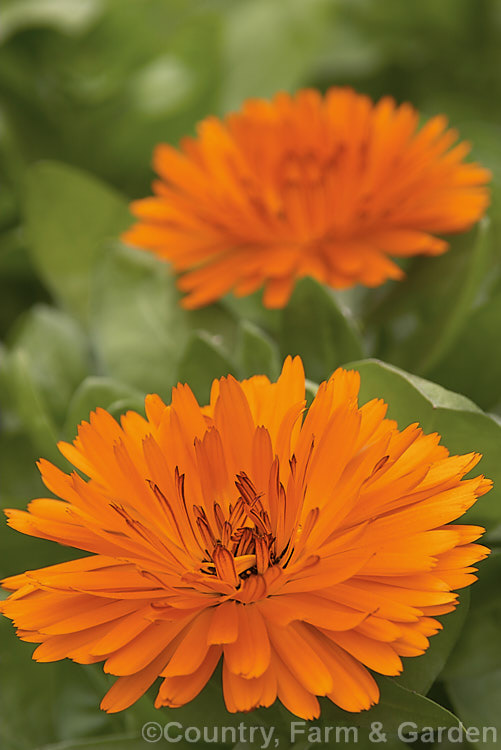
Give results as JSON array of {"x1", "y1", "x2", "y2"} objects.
[
  {"x1": 123, "y1": 88, "x2": 491, "y2": 309},
  {"x1": 1, "y1": 358, "x2": 491, "y2": 718}
]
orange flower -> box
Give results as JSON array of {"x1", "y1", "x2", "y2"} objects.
[
  {"x1": 123, "y1": 88, "x2": 491, "y2": 309},
  {"x1": 1, "y1": 358, "x2": 490, "y2": 718}
]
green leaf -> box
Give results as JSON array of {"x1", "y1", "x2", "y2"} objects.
[
  {"x1": 352, "y1": 735, "x2": 408, "y2": 750},
  {"x1": 445, "y1": 673, "x2": 501, "y2": 750},
  {"x1": 351, "y1": 735, "x2": 408, "y2": 750},
  {"x1": 187, "y1": 303, "x2": 240, "y2": 358},
  {"x1": 280, "y1": 277, "x2": 364, "y2": 383},
  {"x1": 346, "y1": 359, "x2": 501, "y2": 526},
  {"x1": 1, "y1": 305, "x2": 90, "y2": 464},
  {"x1": 372, "y1": 679, "x2": 464, "y2": 733},
  {"x1": 0, "y1": 0, "x2": 103, "y2": 43},
  {"x1": 90, "y1": 243, "x2": 188, "y2": 400},
  {"x1": 0, "y1": 620, "x2": 127, "y2": 750},
  {"x1": 0, "y1": 427, "x2": 74, "y2": 578},
  {"x1": 237, "y1": 321, "x2": 280, "y2": 379},
  {"x1": 395, "y1": 590, "x2": 470, "y2": 695},
  {"x1": 171, "y1": 672, "x2": 461, "y2": 747},
  {"x1": 2, "y1": 348, "x2": 60, "y2": 462},
  {"x1": 416, "y1": 218, "x2": 492, "y2": 374},
  {"x1": 320, "y1": 678, "x2": 463, "y2": 735},
  {"x1": 24, "y1": 161, "x2": 130, "y2": 323},
  {"x1": 223, "y1": 291, "x2": 282, "y2": 339},
  {"x1": 176, "y1": 331, "x2": 238, "y2": 404},
  {"x1": 443, "y1": 551, "x2": 501, "y2": 681},
  {"x1": 0, "y1": 427, "x2": 44, "y2": 505},
  {"x1": 222, "y1": 0, "x2": 333, "y2": 110},
  {"x1": 0, "y1": 359, "x2": 77, "y2": 574},
  {"x1": 143, "y1": 665, "x2": 290, "y2": 743},
  {"x1": 427, "y1": 290, "x2": 501, "y2": 411},
  {"x1": 64, "y1": 376, "x2": 145, "y2": 439},
  {"x1": 6, "y1": 304, "x2": 89, "y2": 425},
  {"x1": 397, "y1": 371, "x2": 482, "y2": 413},
  {"x1": 38, "y1": 738, "x2": 148, "y2": 750},
  {"x1": 368, "y1": 219, "x2": 492, "y2": 375}
]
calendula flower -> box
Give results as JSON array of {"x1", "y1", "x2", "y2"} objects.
[
  {"x1": 123, "y1": 88, "x2": 490, "y2": 309},
  {"x1": 1, "y1": 358, "x2": 490, "y2": 718}
]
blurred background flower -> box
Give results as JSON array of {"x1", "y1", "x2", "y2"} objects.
[{"x1": 124, "y1": 88, "x2": 490, "y2": 309}]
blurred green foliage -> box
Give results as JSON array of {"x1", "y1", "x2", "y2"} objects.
[{"x1": 2, "y1": 1, "x2": 501, "y2": 748}]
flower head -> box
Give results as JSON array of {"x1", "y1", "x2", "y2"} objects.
[
  {"x1": 1, "y1": 358, "x2": 490, "y2": 718},
  {"x1": 123, "y1": 88, "x2": 491, "y2": 309}
]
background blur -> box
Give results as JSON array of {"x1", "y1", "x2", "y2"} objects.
[
  {"x1": 2, "y1": 0, "x2": 501, "y2": 338},
  {"x1": 1, "y1": 1, "x2": 501, "y2": 749}
]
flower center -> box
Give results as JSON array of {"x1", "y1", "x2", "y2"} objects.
[{"x1": 194, "y1": 473, "x2": 277, "y2": 587}]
